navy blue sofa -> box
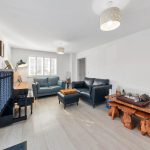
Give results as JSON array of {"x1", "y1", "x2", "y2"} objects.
[
  {"x1": 72, "y1": 77, "x2": 112, "y2": 107},
  {"x1": 32, "y1": 76, "x2": 66, "y2": 98}
]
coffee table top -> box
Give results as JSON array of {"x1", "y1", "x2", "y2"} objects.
[{"x1": 60, "y1": 89, "x2": 77, "y2": 95}]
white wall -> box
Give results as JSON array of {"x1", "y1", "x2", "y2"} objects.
[
  {"x1": 11, "y1": 48, "x2": 71, "y2": 85},
  {"x1": 76, "y1": 28, "x2": 150, "y2": 94},
  {"x1": 0, "y1": 41, "x2": 12, "y2": 69}
]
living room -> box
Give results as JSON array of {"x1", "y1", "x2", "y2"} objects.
[{"x1": 0, "y1": 0, "x2": 150, "y2": 150}]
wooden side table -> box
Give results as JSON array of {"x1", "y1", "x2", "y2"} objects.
[{"x1": 108, "y1": 102, "x2": 120, "y2": 120}]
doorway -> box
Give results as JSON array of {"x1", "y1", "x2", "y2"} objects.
[{"x1": 78, "y1": 58, "x2": 86, "y2": 80}]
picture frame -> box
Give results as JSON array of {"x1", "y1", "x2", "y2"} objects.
[{"x1": 0, "y1": 41, "x2": 4, "y2": 57}]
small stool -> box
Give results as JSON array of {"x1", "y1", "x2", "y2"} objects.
[
  {"x1": 108, "y1": 102, "x2": 120, "y2": 120},
  {"x1": 135, "y1": 111, "x2": 150, "y2": 136},
  {"x1": 119, "y1": 105, "x2": 136, "y2": 129},
  {"x1": 57, "y1": 92, "x2": 80, "y2": 109}
]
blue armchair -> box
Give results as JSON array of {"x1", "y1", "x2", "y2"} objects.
[{"x1": 32, "y1": 76, "x2": 66, "y2": 99}]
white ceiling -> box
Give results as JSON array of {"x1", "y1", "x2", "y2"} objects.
[{"x1": 0, "y1": 0, "x2": 150, "y2": 53}]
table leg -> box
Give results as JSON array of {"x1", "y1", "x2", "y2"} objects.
[
  {"x1": 25, "y1": 98, "x2": 27, "y2": 119},
  {"x1": 108, "y1": 106, "x2": 119, "y2": 120},
  {"x1": 122, "y1": 112, "x2": 134, "y2": 129}
]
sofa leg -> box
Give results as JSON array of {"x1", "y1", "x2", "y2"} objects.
[
  {"x1": 93, "y1": 104, "x2": 95, "y2": 108},
  {"x1": 64, "y1": 105, "x2": 66, "y2": 109}
]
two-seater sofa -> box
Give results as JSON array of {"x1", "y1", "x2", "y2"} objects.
[
  {"x1": 72, "y1": 77, "x2": 112, "y2": 107},
  {"x1": 32, "y1": 76, "x2": 66, "y2": 98}
]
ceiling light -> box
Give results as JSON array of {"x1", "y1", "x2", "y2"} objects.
[
  {"x1": 57, "y1": 47, "x2": 64, "y2": 54},
  {"x1": 100, "y1": 7, "x2": 121, "y2": 31}
]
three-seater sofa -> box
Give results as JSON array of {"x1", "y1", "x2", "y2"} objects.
[
  {"x1": 32, "y1": 76, "x2": 66, "y2": 98},
  {"x1": 72, "y1": 77, "x2": 112, "y2": 107}
]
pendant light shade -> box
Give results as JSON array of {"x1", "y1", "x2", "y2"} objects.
[
  {"x1": 57, "y1": 47, "x2": 64, "y2": 54},
  {"x1": 100, "y1": 7, "x2": 121, "y2": 31}
]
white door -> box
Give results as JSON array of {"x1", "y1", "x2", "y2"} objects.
[{"x1": 78, "y1": 58, "x2": 86, "y2": 81}]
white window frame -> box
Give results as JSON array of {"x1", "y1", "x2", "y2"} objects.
[{"x1": 28, "y1": 56, "x2": 57, "y2": 76}]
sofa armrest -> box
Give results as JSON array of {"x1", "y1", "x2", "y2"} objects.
[
  {"x1": 58, "y1": 80, "x2": 66, "y2": 89},
  {"x1": 91, "y1": 85, "x2": 112, "y2": 106},
  {"x1": 72, "y1": 81, "x2": 85, "y2": 88},
  {"x1": 32, "y1": 82, "x2": 39, "y2": 98}
]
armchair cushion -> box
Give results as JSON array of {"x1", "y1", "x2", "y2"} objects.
[{"x1": 34, "y1": 78, "x2": 48, "y2": 87}]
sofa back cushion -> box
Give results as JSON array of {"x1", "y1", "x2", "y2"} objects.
[
  {"x1": 48, "y1": 76, "x2": 59, "y2": 86},
  {"x1": 84, "y1": 77, "x2": 95, "y2": 88},
  {"x1": 93, "y1": 79, "x2": 109, "y2": 86},
  {"x1": 34, "y1": 78, "x2": 48, "y2": 87}
]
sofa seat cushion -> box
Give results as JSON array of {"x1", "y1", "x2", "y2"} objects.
[
  {"x1": 75, "y1": 88, "x2": 90, "y2": 98},
  {"x1": 81, "y1": 91, "x2": 90, "y2": 99},
  {"x1": 38, "y1": 87, "x2": 51, "y2": 94},
  {"x1": 48, "y1": 76, "x2": 59, "y2": 86},
  {"x1": 49, "y1": 86, "x2": 62, "y2": 93},
  {"x1": 38, "y1": 86, "x2": 62, "y2": 94},
  {"x1": 76, "y1": 88, "x2": 89, "y2": 93}
]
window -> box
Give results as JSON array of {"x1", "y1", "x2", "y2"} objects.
[
  {"x1": 28, "y1": 57, "x2": 57, "y2": 76},
  {"x1": 37, "y1": 57, "x2": 43, "y2": 75},
  {"x1": 44, "y1": 58, "x2": 50, "y2": 75},
  {"x1": 51, "y1": 58, "x2": 57, "y2": 75},
  {"x1": 28, "y1": 57, "x2": 36, "y2": 76}
]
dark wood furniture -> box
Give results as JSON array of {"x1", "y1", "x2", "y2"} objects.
[
  {"x1": 13, "y1": 81, "x2": 33, "y2": 121},
  {"x1": 18, "y1": 97, "x2": 34, "y2": 117}
]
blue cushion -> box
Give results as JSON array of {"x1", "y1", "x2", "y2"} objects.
[
  {"x1": 38, "y1": 87, "x2": 51, "y2": 94},
  {"x1": 38, "y1": 86, "x2": 61, "y2": 94},
  {"x1": 48, "y1": 76, "x2": 59, "y2": 86},
  {"x1": 49, "y1": 86, "x2": 62, "y2": 93},
  {"x1": 34, "y1": 78, "x2": 48, "y2": 87}
]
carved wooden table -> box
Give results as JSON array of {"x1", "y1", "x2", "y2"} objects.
[{"x1": 107, "y1": 95, "x2": 150, "y2": 136}]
